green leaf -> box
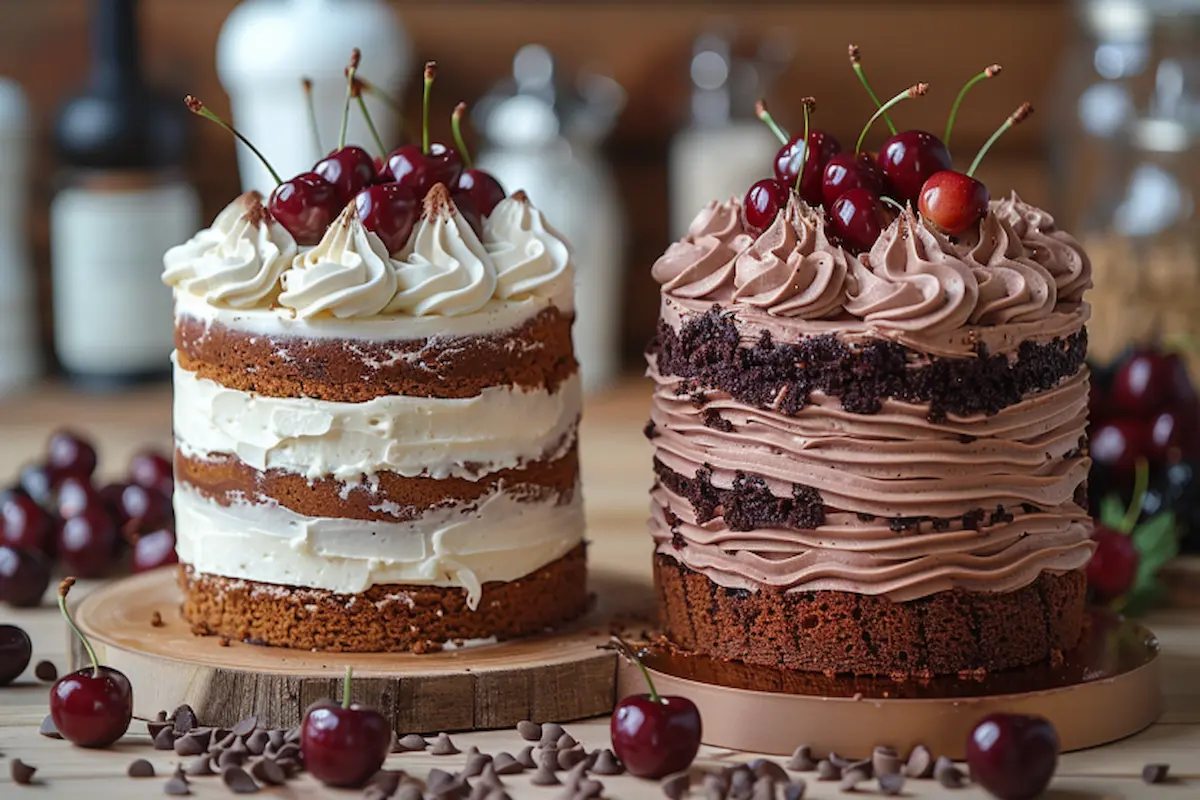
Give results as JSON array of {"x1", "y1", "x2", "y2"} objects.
[
  {"x1": 1099, "y1": 494, "x2": 1127, "y2": 530},
  {"x1": 1130, "y1": 512, "x2": 1178, "y2": 576}
]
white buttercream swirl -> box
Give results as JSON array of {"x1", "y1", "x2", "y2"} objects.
[
  {"x1": 277, "y1": 203, "x2": 398, "y2": 318},
  {"x1": 483, "y1": 191, "x2": 573, "y2": 301},
  {"x1": 162, "y1": 193, "x2": 297, "y2": 308},
  {"x1": 387, "y1": 184, "x2": 499, "y2": 316}
]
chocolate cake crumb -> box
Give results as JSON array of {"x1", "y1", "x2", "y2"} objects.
[
  {"x1": 655, "y1": 459, "x2": 825, "y2": 532},
  {"x1": 643, "y1": 420, "x2": 659, "y2": 439},
  {"x1": 151, "y1": 611, "x2": 164, "y2": 627},
  {"x1": 34, "y1": 660, "x2": 57, "y2": 682},
  {"x1": 703, "y1": 409, "x2": 735, "y2": 432}
]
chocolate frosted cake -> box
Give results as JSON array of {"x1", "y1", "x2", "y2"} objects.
[
  {"x1": 646, "y1": 192, "x2": 1095, "y2": 676},
  {"x1": 163, "y1": 185, "x2": 586, "y2": 652}
]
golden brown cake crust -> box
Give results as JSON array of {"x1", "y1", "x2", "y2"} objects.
[
  {"x1": 654, "y1": 554, "x2": 1086, "y2": 676},
  {"x1": 174, "y1": 446, "x2": 580, "y2": 522},
  {"x1": 175, "y1": 306, "x2": 578, "y2": 401},
  {"x1": 179, "y1": 544, "x2": 589, "y2": 652}
]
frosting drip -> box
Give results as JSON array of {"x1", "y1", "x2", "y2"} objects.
[
  {"x1": 651, "y1": 197, "x2": 750, "y2": 298},
  {"x1": 944, "y1": 211, "x2": 1057, "y2": 325},
  {"x1": 994, "y1": 191, "x2": 1092, "y2": 303},
  {"x1": 484, "y1": 191, "x2": 573, "y2": 302}
]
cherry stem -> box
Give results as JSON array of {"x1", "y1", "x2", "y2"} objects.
[
  {"x1": 185, "y1": 96, "x2": 282, "y2": 185},
  {"x1": 754, "y1": 99, "x2": 790, "y2": 145},
  {"x1": 610, "y1": 635, "x2": 663, "y2": 705},
  {"x1": 422, "y1": 61, "x2": 436, "y2": 155},
  {"x1": 1120, "y1": 458, "x2": 1150, "y2": 534},
  {"x1": 58, "y1": 578, "x2": 100, "y2": 679},
  {"x1": 968, "y1": 101, "x2": 1032, "y2": 177},
  {"x1": 849, "y1": 45, "x2": 896, "y2": 136},
  {"x1": 342, "y1": 665, "x2": 353, "y2": 710},
  {"x1": 881, "y1": 195, "x2": 905, "y2": 213},
  {"x1": 301, "y1": 77, "x2": 322, "y2": 157},
  {"x1": 339, "y1": 49, "x2": 361, "y2": 151},
  {"x1": 451, "y1": 102, "x2": 473, "y2": 169},
  {"x1": 353, "y1": 79, "x2": 387, "y2": 157},
  {"x1": 856, "y1": 83, "x2": 928, "y2": 157},
  {"x1": 795, "y1": 96, "x2": 815, "y2": 194},
  {"x1": 945, "y1": 64, "x2": 1001, "y2": 147}
]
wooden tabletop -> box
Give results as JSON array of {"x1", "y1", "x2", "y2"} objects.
[{"x1": 2, "y1": 379, "x2": 1200, "y2": 798}]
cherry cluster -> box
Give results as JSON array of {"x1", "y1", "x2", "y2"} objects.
[
  {"x1": 744, "y1": 49, "x2": 1026, "y2": 253},
  {"x1": 189, "y1": 54, "x2": 504, "y2": 253},
  {"x1": 0, "y1": 431, "x2": 176, "y2": 608}
]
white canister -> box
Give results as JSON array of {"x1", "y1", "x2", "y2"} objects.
[{"x1": 0, "y1": 78, "x2": 39, "y2": 394}]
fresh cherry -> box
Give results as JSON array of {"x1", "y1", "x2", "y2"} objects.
[
  {"x1": 355, "y1": 182, "x2": 420, "y2": 254},
  {"x1": 128, "y1": 450, "x2": 174, "y2": 497},
  {"x1": 2, "y1": 491, "x2": 54, "y2": 555},
  {"x1": 18, "y1": 463, "x2": 55, "y2": 507},
  {"x1": 966, "y1": 713, "x2": 1059, "y2": 800},
  {"x1": 131, "y1": 529, "x2": 179, "y2": 573},
  {"x1": 1091, "y1": 419, "x2": 1151, "y2": 473},
  {"x1": 774, "y1": 130, "x2": 842, "y2": 206},
  {"x1": 302, "y1": 666, "x2": 392, "y2": 788},
  {"x1": 50, "y1": 578, "x2": 133, "y2": 747},
  {"x1": 56, "y1": 508, "x2": 118, "y2": 579},
  {"x1": 0, "y1": 624, "x2": 31, "y2": 685},
  {"x1": 1150, "y1": 407, "x2": 1199, "y2": 463},
  {"x1": 46, "y1": 430, "x2": 97, "y2": 482},
  {"x1": 919, "y1": 170, "x2": 990, "y2": 235},
  {"x1": 56, "y1": 475, "x2": 101, "y2": 520},
  {"x1": 269, "y1": 173, "x2": 341, "y2": 246},
  {"x1": 1113, "y1": 350, "x2": 1182, "y2": 415},
  {"x1": 821, "y1": 151, "x2": 885, "y2": 207},
  {"x1": 450, "y1": 188, "x2": 484, "y2": 238},
  {"x1": 0, "y1": 546, "x2": 50, "y2": 607},
  {"x1": 117, "y1": 484, "x2": 173, "y2": 532},
  {"x1": 743, "y1": 178, "x2": 790, "y2": 235},
  {"x1": 314, "y1": 145, "x2": 377, "y2": 207},
  {"x1": 829, "y1": 188, "x2": 887, "y2": 253},
  {"x1": 611, "y1": 638, "x2": 701, "y2": 779},
  {"x1": 384, "y1": 142, "x2": 462, "y2": 200},
  {"x1": 878, "y1": 130, "x2": 953, "y2": 205},
  {"x1": 450, "y1": 102, "x2": 506, "y2": 218},
  {"x1": 1087, "y1": 525, "x2": 1139, "y2": 602}
]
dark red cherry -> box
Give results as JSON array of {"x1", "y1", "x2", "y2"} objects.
[
  {"x1": 268, "y1": 172, "x2": 341, "y2": 245},
  {"x1": 128, "y1": 450, "x2": 174, "y2": 498},
  {"x1": 743, "y1": 178, "x2": 790, "y2": 235},
  {"x1": 773, "y1": 130, "x2": 841, "y2": 206},
  {"x1": 56, "y1": 508, "x2": 118, "y2": 579},
  {"x1": 385, "y1": 142, "x2": 462, "y2": 199},
  {"x1": 455, "y1": 169, "x2": 506, "y2": 218},
  {"x1": 301, "y1": 672, "x2": 392, "y2": 788},
  {"x1": 611, "y1": 639, "x2": 702, "y2": 779},
  {"x1": 1091, "y1": 419, "x2": 1151, "y2": 473},
  {"x1": 1149, "y1": 407, "x2": 1199, "y2": 462},
  {"x1": 117, "y1": 484, "x2": 173, "y2": 532},
  {"x1": 966, "y1": 713, "x2": 1059, "y2": 800},
  {"x1": 314, "y1": 145, "x2": 378, "y2": 206},
  {"x1": 829, "y1": 188, "x2": 887, "y2": 254},
  {"x1": 918, "y1": 170, "x2": 990, "y2": 235},
  {"x1": 1087, "y1": 525, "x2": 1139, "y2": 601},
  {"x1": 0, "y1": 624, "x2": 32, "y2": 686},
  {"x1": 355, "y1": 183, "x2": 420, "y2": 254},
  {"x1": 821, "y1": 152, "x2": 885, "y2": 207},
  {"x1": 450, "y1": 188, "x2": 484, "y2": 238},
  {"x1": 0, "y1": 546, "x2": 51, "y2": 607},
  {"x1": 879, "y1": 130, "x2": 953, "y2": 205},
  {"x1": 46, "y1": 431, "x2": 97, "y2": 482},
  {"x1": 2, "y1": 491, "x2": 54, "y2": 555},
  {"x1": 131, "y1": 529, "x2": 179, "y2": 573},
  {"x1": 56, "y1": 475, "x2": 101, "y2": 520},
  {"x1": 1113, "y1": 350, "x2": 1181, "y2": 415},
  {"x1": 18, "y1": 463, "x2": 55, "y2": 508}
]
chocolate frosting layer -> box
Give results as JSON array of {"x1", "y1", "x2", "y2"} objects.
[
  {"x1": 993, "y1": 191, "x2": 1092, "y2": 303},
  {"x1": 651, "y1": 197, "x2": 750, "y2": 299},
  {"x1": 942, "y1": 211, "x2": 1057, "y2": 325}
]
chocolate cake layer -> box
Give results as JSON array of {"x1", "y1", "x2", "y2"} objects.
[
  {"x1": 648, "y1": 307, "x2": 1088, "y2": 421},
  {"x1": 175, "y1": 306, "x2": 577, "y2": 401},
  {"x1": 175, "y1": 447, "x2": 580, "y2": 522},
  {"x1": 654, "y1": 554, "x2": 1086, "y2": 676},
  {"x1": 180, "y1": 544, "x2": 589, "y2": 652}
]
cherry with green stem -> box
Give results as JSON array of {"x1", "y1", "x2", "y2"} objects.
[
  {"x1": 1088, "y1": 459, "x2": 1147, "y2": 602},
  {"x1": 757, "y1": 97, "x2": 840, "y2": 207},
  {"x1": 451, "y1": 101, "x2": 506, "y2": 219},
  {"x1": 610, "y1": 636, "x2": 702, "y2": 779},
  {"x1": 849, "y1": 45, "x2": 896, "y2": 135},
  {"x1": 352, "y1": 77, "x2": 387, "y2": 158},
  {"x1": 794, "y1": 96, "x2": 816, "y2": 194},
  {"x1": 49, "y1": 578, "x2": 133, "y2": 747},
  {"x1": 968, "y1": 101, "x2": 1033, "y2": 177},
  {"x1": 383, "y1": 61, "x2": 462, "y2": 197},
  {"x1": 301, "y1": 76, "x2": 322, "y2": 156},
  {"x1": 945, "y1": 64, "x2": 1001, "y2": 148},
  {"x1": 302, "y1": 665, "x2": 392, "y2": 788},
  {"x1": 314, "y1": 50, "x2": 378, "y2": 206},
  {"x1": 856, "y1": 83, "x2": 929, "y2": 156}
]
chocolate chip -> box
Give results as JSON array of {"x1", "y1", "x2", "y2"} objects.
[
  {"x1": 782, "y1": 779, "x2": 806, "y2": 800},
  {"x1": 480, "y1": 763, "x2": 505, "y2": 788},
  {"x1": 163, "y1": 776, "x2": 191, "y2": 796},
  {"x1": 827, "y1": 752, "x2": 851, "y2": 769},
  {"x1": 530, "y1": 765, "x2": 561, "y2": 786},
  {"x1": 154, "y1": 725, "x2": 177, "y2": 750},
  {"x1": 904, "y1": 744, "x2": 933, "y2": 778},
  {"x1": 728, "y1": 765, "x2": 755, "y2": 798},
  {"x1": 483, "y1": 791, "x2": 511, "y2": 800},
  {"x1": 517, "y1": 746, "x2": 537, "y2": 769},
  {"x1": 1142, "y1": 763, "x2": 1170, "y2": 784},
  {"x1": 539, "y1": 722, "x2": 565, "y2": 747},
  {"x1": 575, "y1": 778, "x2": 604, "y2": 799},
  {"x1": 230, "y1": 716, "x2": 257, "y2": 738},
  {"x1": 272, "y1": 742, "x2": 299, "y2": 762},
  {"x1": 284, "y1": 726, "x2": 301, "y2": 744},
  {"x1": 396, "y1": 733, "x2": 428, "y2": 752},
  {"x1": 427, "y1": 768, "x2": 455, "y2": 789},
  {"x1": 128, "y1": 758, "x2": 156, "y2": 778},
  {"x1": 558, "y1": 747, "x2": 587, "y2": 770},
  {"x1": 878, "y1": 772, "x2": 905, "y2": 795},
  {"x1": 661, "y1": 771, "x2": 690, "y2": 799},
  {"x1": 556, "y1": 733, "x2": 578, "y2": 750},
  {"x1": 370, "y1": 770, "x2": 405, "y2": 796},
  {"x1": 33, "y1": 660, "x2": 57, "y2": 682},
  {"x1": 155, "y1": 710, "x2": 169, "y2": 722},
  {"x1": 267, "y1": 729, "x2": 285, "y2": 749},
  {"x1": 750, "y1": 758, "x2": 788, "y2": 784},
  {"x1": 537, "y1": 748, "x2": 560, "y2": 772},
  {"x1": 250, "y1": 758, "x2": 285, "y2": 786},
  {"x1": 217, "y1": 747, "x2": 248, "y2": 769},
  {"x1": 463, "y1": 752, "x2": 492, "y2": 778},
  {"x1": 590, "y1": 749, "x2": 623, "y2": 775},
  {"x1": 10, "y1": 758, "x2": 36, "y2": 785},
  {"x1": 564, "y1": 760, "x2": 589, "y2": 788},
  {"x1": 786, "y1": 746, "x2": 816, "y2": 772},
  {"x1": 816, "y1": 760, "x2": 840, "y2": 781},
  {"x1": 173, "y1": 733, "x2": 205, "y2": 756},
  {"x1": 430, "y1": 732, "x2": 459, "y2": 756},
  {"x1": 839, "y1": 767, "x2": 870, "y2": 791},
  {"x1": 151, "y1": 611, "x2": 164, "y2": 627},
  {"x1": 275, "y1": 758, "x2": 300, "y2": 778},
  {"x1": 846, "y1": 758, "x2": 873, "y2": 779},
  {"x1": 517, "y1": 720, "x2": 541, "y2": 741},
  {"x1": 872, "y1": 746, "x2": 901, "y2": 777},
  {"x1": 39, "y1": 714, "x2": 62, "y2": 739},
  {"x1": 493, "y1": 752, "x2": 524, "y2": 775},
  {"x1": 396, "y1": 784, "x2": 424, "y2": 800},
  {"x1": 934, "y1": 757, "x2": 965, "y2": 789},
  {"x1": 703, "y1": 772, "x2": 729, "y2": 800},
  {"x1": 245, "y1": 729, "x2": 270, "y2": 755},
  {"x1": 185, "y1": 757, "x2": 215, "y2": 776},
  {"x1": 171, "y1": 704, "x2": 199, "y2": 733},
  {"x1": 222, "y1": 765, "x2": 260, "y2": 794}
]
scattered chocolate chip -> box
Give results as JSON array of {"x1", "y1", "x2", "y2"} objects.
[
  {"x1": 872, "y1": 746, "x2": 901, "y2": 777},
  {"x1": 662, "y1": 771, "x2": 690, "y2": 799},
  {"x1": 185, "y1": 757, "x2": 215, "y2": 776},
  {"x1": 539, "y1": 723, "x2": 565, "y2": 747},
  {"x1": 827, "y1": 752, "x2": 851, "y2": 769},
  {"x1": 250, "y1": 758, "x2": 285, "y2": 786},
  {"x1": 171, "y1": 704, "x2": 199, "y2": 733},
  {"x1": 217, "y1": 747, "x2": 248, "y2": 769},
  {"x1": 558, "y1": 747, "x2": 587, "y2": 770},
  {"x1": 427, "y1": 768, "x2": 455, "y2": 788},
  {"x1": 154, "y1": 725, "x2": 177, "y2": 750},
  {"x1": 275, "y1": 758, "x2": 301, "y2": 778},
  {"x1": 590, "y1": 749, "x2": 623, "y2": 775},
  {"x1": 537, "y1": 748, "x2": 560, "y2": 772},
  {"x1": 782, "y1": 778, "x2": 806, "y2": 800},
  {"x1": 484, "y1": 791, "x2": 511, "y2": 800},
  {"x1": 878, "y1": 772, "x2": 905, "y2": 796},
  {"x1": 396, "y1": 733, "x2": 428, "y2": 752},
  {"x1": 531, "y1": 765, "x2": 561, "y2": 787},
  {"x1": 517, "y1": 746, "x2": 537, "y2": 770},
  {"x1": 10, "y1": 758, "x2": 36, "y2": 785},
  {"x1": 481, "y1": 763, "x2": 506, "y2": 788},
  {"x1": 751, "y1": 776, "x2": 776, "y2": 800},
  {"x1": 155, "y1": 710, "x2": 169, "y2": 722},
  {"x1": 1142, "y1": 763, "x2": 1170, "y2": 784},
  {"x1": 493, "y1": 752, "x2": 524, "y2": 775},
  {"x1": 750, "y1": 758, "x2": 788, "y2": 784},
  {"x1": 846, "y1": 758, "x2": 873, "y2": 779},
  {"x1": 556, "y1": 733, "x2": 578, "y2": 750},
  {"x1": 222, "y1": 765, "x2": 259, "y2": 794},
  {"x1": 816, "y1": 760, "x2": 840, "y2": 781},
  {"x1": 564, "y1": 760, "x2": 589, "y2": 788},
  {"x1": 517, "y1": 720, "x2": 541, "y2": 741},
  {"x1": 230, "y1": 716, "x2": 257, "y2": 738},
  {"x1": 272, "y1": 742, "x2": 300, "y2": 762},
  {"x1": 429, "y1": 732, "x2": 459, "y2": 756},
  {"x1": 463, "y1": 752, "x2": 492, "y2": 778},
  {"x1": 370, "y1": 770, "x2": 405, "y2": 796},
  {"x1": 128, "y1": 758, "x2": 156, "y2": 778},
  {"x1": 904, "y1": 744, "x2": 933, "y2": 779},
  {"x1": 284, "y1": 726, "x2": 301, "y2": 744},
  {"x1": 218, "y1": 636, "x2": 231, "y2": 647},
  {"x1": 729, "y1": 765, "x2": 755, "y2": 796},
  {"x1": 575, "y1": 778, "x2": 604, "y2": 799},
  {"x1": 33, "y1": 660, "x2": 57, "y2": 682},
  {"x1": 267, "y1": 729, "x2": 284, "y2": 750},
  {"x1": 934, "y1": 757, "x2": 965, "y2": 789},
  {"x1": 163, "y1": 776, "x2": 191, "y2": 796},
  {"x1": 703, "y1": 772, "x2": 729, "y2": 800},
  {"x1": 176, "y1": 734, "x2": 207, "y2": 757},
  {"x1": 786, "y1": 746, "x2": 816, "y2": 772},
  {"x1": 150, "y1": 610, "x2": 164, "y2": 627},
  {"x1": 839, "y1": 767, "x2": 870, "y2": 792},
  {"x1": 245, "y1": 729, "x2": 270, "y2": 755},
  {"x1": 396, "y1": 784, "x2": 424, "y2": 800},
  {"x1": 39, "y1": 714, "x2": 62, "y2": 739}
]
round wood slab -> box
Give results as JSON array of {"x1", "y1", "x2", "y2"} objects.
[
  {"x1": 71, "y1": 567, "x2": 626, "y2": 734},
  {"x1": 617, "y1": 609, "x2": 1162, "y2": 758}
]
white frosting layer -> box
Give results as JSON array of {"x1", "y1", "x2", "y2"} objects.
[
  {"x1": 172, "y1": 361, "x2": 581, "y2": 481},
  {"x1": 484, "y1": 194, "x2": 573, "y2": 302},
  {"x1": 174, "y1": 486, "x2": 584, "y2": 607},
  {"x1": 388, "y1": 197, "x2": 498, "y2": 316}
]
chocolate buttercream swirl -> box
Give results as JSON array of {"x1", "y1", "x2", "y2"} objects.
[
  {"x1": 993, "y1": 191, "x2": 1091, "y2": 303},
  {"x1": 652, "y1": 197, "x2": 750, "y2": 298},
  {"x1": 845, "y1": 210, "x2": 979, "y2": 333},
  {"x1": 732, "y1": 197, "x2": 850, "y2": 319},
  {"x1": 938, "y1": 210, "x2": 1057, "y2": 325}
]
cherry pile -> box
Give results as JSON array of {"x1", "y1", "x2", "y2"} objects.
[
  {"x1": 0, "y1": 430, "x2": 177, "y2": 607},
  {"x1": 188, "y1": 54, "x2": 505, "y2": 253},
  {"x1": 746, "y1": 49, "x2": 1022, "y2": 253}
]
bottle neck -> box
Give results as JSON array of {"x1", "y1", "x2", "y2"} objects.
[{"x1": 91, "y1": 0, "x2": 141, "y2": 89}]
